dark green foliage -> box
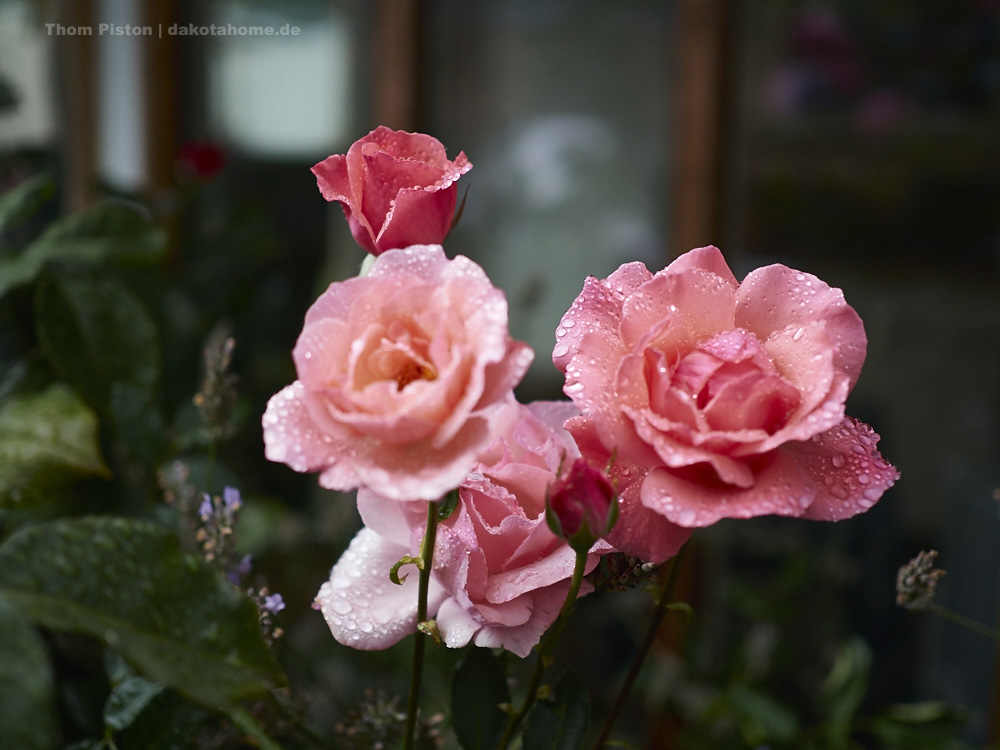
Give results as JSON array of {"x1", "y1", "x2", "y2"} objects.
[
  {"x1": 0, "y1": 593, "x2": 58, "y2": 750},
  {"x1": 0, "y1": 385, "x2": 109, "y2": 508},
  {"x1": 522, "y1": 673, "x2": 590, "y2": 750},
  {"x1": 451, "y1": 647, "x2": 511, "y2": 750},
  {"x1": 0, "y1": 517, "x2": 285, "y2": 708}
]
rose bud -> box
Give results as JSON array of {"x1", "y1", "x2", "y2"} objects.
[
  {"x1": 312, "y1": 127, "x2": 471, "y2": 255},
  {"x1": 546, "y1": 457, "x2": 619, "y2": 552}
]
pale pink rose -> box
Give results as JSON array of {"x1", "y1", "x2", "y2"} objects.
[
  {"x1": 553, "y1": 246, "x2": 898, "y2": 528},
  {"x1": 314, "y1": 401, "x2": 613, "y2": 658},
  {"x1": 263, "y1": 245, "x2": 533, "y2": 502},
  {"x1": 312, "y1": 127, "x2": 472, "y2": 255}
]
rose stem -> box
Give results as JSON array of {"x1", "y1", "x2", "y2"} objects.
[
  {"x1": 403, "y1": 498, "x2": 440, "y2": 750},
  {"x1": 497, "y1": 546, "x2": 589, "y2": 749},
  {"x1": 590, "y1": 543, "x2": 689, "y2": 750}
]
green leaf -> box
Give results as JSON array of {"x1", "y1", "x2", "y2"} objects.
[
  {"x1": 821, "y1": 637, "x2": 871, "y2": 746},
  {"x1": 0, "y1": 200, "x2": 165, "y2": 298},
  {"x1": 451, "y1": 648, "x2": 511, "y2": 750},
  {"x1": 0, "y1": 516, "x2": 286, "y2": 708},
  {"x1": 103, "y1": 652, "x2": 165, "y2": 732},
  {"x1": 0, "y1": 593, "x2": 58, "y2": 750},
  {"x1": 35, "y1": 270, "x2": 165, "y2": 466},
  {"x1": 35, "y1": 270, "x2": 160, "y2": 412},
  {"x1": 0, "y1": 173, "x2": 54, "y2": 236},
  {"x1": 114, "y1": 689, "x2": 210, "y2": 750},
  {"x1": 523, "y1": 673, "x2": 590, "y2": 750},
  {"x1": 0, "y1": 384, "x2": 109, "y2": 508},
  {"x1": 725, "y1": 685, "x2": 799, "y2": 745}
]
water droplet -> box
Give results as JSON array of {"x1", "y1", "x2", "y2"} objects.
[
  {"x1": 832, "y1": 454, "x2": 846, "y2": 468},
  {"x1": 831, "y1": 486, "x2": 849, "y2": 500},
  {"x1": 857, "y1": 473, "x2": 870, "y2": 484}
]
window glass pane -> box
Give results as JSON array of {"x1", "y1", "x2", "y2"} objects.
[
  {"x1": 208, "y1": 0, "x2": 355, "y2": 159},
  {"x1": 424, "y1": 0, "x2": 675, "y2": 395},
  {"x1": 734, "y1": 4, "x2": 1000, "y2": 740},
  {"x1": 0, "y1": 0, "x2": 56, "y2": 152}
]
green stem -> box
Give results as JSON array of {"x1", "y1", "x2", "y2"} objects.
[
  {"x1": 497, "y1": 547, "x2": 590, "y2": 749},
  {"x1": 403, "y1": 499, "x2": 440, "y2": 750},
  {"x1": 929, "y1": 602, "x2": 1000, "y2": 641},
  {"x1": 205, "y1": 438, "x2": 218, "y2": 495},
  {"x1": 591, "y1": 544, "x2": 688, "y2": 750},
  {"x1": 226, "y1": 704, "x2": 284, "y2": 750}
]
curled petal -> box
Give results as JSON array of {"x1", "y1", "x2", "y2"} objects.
[
  {"x1": 314, "y1": 527, "x2": 447, "y2": 650},
  {"x1": 784, "y1": 417, "x2": 899, "y2": 521}
]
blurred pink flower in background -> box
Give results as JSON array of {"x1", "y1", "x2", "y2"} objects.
[
  {"x1": 263, "y1": 244, "x2": 532, "y2": 502},
  {"x1": 313, "y1": 126, "x2": 472, "y2": 255},
  {"x1": 314, "y1": 400, "x2": 613, "y2": 657},
  {"x1": 554, "y1": 245, "x2": 898, "y2": 528}
]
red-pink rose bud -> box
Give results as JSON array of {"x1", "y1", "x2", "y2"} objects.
[{"x1": 546, "y1": 458, "x2": 617, "y2": 550}]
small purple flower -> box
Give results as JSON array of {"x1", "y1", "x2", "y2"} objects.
[
  {"x1": 198, "y1": 493, "x2": 214, "y2": 519},
  {"x1": 263, "y1": 593, "x2": 286, "y2": 614},
  {"x1": 227, "y1": 553, "x2": 253, "y2": 585},
  {"x1": 223, "y1": 486, "x2": 242, "y2": 512}
]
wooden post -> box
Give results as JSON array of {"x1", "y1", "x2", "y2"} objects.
[
  {"x1": 669, "y1": 0, "x2": 735, "y2": 258},
  {"x1": 59, "y1": 0, "x2": 97, "y2": 213},
  {"x1": 370, "y1": 0, "x2": 422, "y2": 131}
]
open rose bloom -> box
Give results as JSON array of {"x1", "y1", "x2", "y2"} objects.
[
  {"x1": 313, "y1": 126, "x2": 472, "y2": 255},
  {"x1": 315, "y1": 401, "x2": 616, "y2": 657},
  {"x1": 554, "y1": 246, "x2": 898, "y2": 528},
  {"x1": 263, "y1": 245, "x2": 533, "y2": 502}
]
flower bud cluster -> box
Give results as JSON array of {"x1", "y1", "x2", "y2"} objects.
[{"x1": 896, "y1": 549, "x2": 945, "y2": 611}]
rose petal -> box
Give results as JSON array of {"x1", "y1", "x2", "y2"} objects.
[
  {"x1": 663, "y1": 245, "x2": 740, "y2": 288},
  {"x1": 472, "y1": 583, "x2": 580, "y2": 658},
  {"x1": 736, "y1": 264, "x2": 866, "y2": 390},
  {"x1": 263, "y1": 382, "x2": 343, "y2": 472},
  {"x1": 784, "y1": 416, "x2": 899, "y2": 520},
  {"x1": 436, "y1": 596, "x2": 481, "y2": 649},
  {"x1": 314, "y1": 527, "x2": 447, "y2": 650},
  {"x1": 641, "y1": 450, "x2": 818, "y2": 527}
]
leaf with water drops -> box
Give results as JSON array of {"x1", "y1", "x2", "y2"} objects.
[
  {"x1": 35, "y1": 269, "x2": 164, "y2": 465},
  {"x1": 0, "y1": 199, "x2": 165, "y2": 299},
  {"x1": 0, "y1": 384, "x2": 109, "y2": 508},
  {"x1": 0, "y1": 516, "x2": 285, "y2": 709},
  {"x1": 0, "y1": 593, "x2": 58, "y2": 750}
]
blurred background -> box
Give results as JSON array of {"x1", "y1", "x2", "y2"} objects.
[{"x1": 2, "y1": 0, "x2": 999, "y2": 746}]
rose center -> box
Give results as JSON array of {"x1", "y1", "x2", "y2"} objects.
[
  {"x1": 393, "y1": 359, "x2": 436, "y2": 390},
  {"x1": 644, "y1": 330, "x2": 800, "y2": 435}
]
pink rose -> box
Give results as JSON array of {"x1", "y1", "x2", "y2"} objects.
[
  {"x1": 263, "y1": 245, "x2": 533, "y2": 502},
  {"x1": 553, "y1": 246, "x2": 898, "y2": 528},
  {"x1": 312, "y1": 127, "x2": 472, "y2": 255},
  {"x1": 314, "y1": 401, "x2": 612, "y2": 657}
]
